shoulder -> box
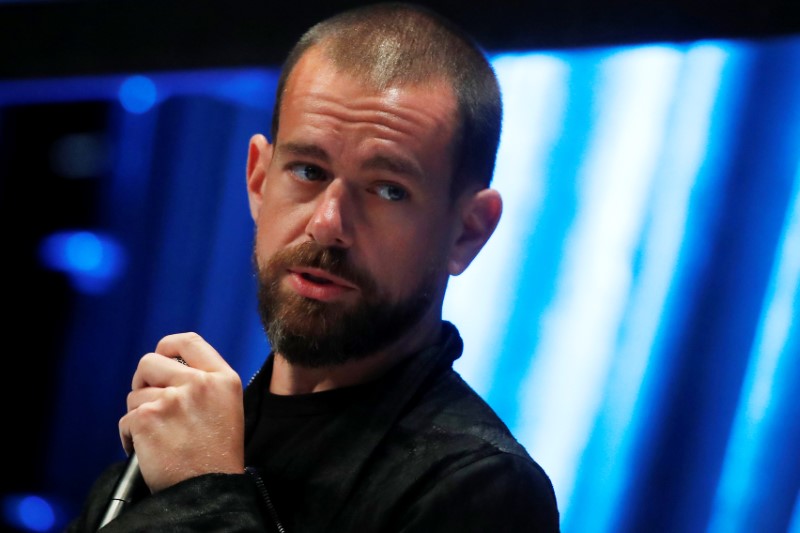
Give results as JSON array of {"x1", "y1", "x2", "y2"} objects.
[
  {"x1": 397, "y1": 368, "x2": 559, "y2": 530},
  {"x1": 400, "y1": 364, "x2": 532, "y2": 460},
  {"x1": 394, "y1": 369, "x2": 552, "y2": 482},
  {"x1": 406, "y1": 322, "x2": 532, "y2": 457}
]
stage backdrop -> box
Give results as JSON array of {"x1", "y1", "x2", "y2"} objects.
[{"x1": 1, "y1": 32, "x2": 798, "y2": 533}]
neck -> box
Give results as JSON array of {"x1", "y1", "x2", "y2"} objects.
[{"x1": 269, "y1": 317, "x2": 443, "y2": 395}]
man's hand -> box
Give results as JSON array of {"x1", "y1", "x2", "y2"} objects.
[{"x1": 119, "y1": 332, "x2": 245, "y2": 493}]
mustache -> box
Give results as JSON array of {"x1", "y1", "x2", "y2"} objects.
[{"x1": 270, "y1": 241, "x2": 375, "y2": 290}]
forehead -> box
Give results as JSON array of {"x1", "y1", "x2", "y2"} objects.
[
  {"x1": 279, "y1": 46, "x2": 458, "y2": 134},
  {"x1": 276, "y1": 47, "x2": 459, "y2": 184}
]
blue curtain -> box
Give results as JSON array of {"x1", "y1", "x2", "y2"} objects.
[{"x1": 1, "y1": 33, "x2": 798, "y2": 533}]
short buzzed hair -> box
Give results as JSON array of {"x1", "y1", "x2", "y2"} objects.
[{"x1": 270, "y1": 2, "x2": 503, "y2": 196}]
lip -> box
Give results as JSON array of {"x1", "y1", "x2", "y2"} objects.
[{"x1": 285, "y1": 267, "x2": 358, "y2": 302}]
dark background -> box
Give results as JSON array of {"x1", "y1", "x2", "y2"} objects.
[
  {"x1": 1, "y1": 0, "x2": 799, "y2": 531},
  {"x1": 2, "y1": 0, "x2": 800, "y2": 80}
]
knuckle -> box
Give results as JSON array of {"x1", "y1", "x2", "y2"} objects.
[{"x1": 184, "y1": 331, "x2": 204, "y2": 346}]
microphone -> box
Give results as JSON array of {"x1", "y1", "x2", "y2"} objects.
[
  {"x1": 98, "y1": 356, "x2": 187, "y2": 529},
  {"x1": 97, "y1": 452, "x2": 144, "y2": 529}
]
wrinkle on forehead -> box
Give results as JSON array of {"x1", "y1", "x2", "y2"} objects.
[
  {"x1": 279, "y1": 48, "x2": 459, "y2": 187},
  {"x1": 285, "y1": 56, "x2": 457, "y2": 144},
  {"x1": 287, "y1": 46, "x2": 456, "y2": 118}
]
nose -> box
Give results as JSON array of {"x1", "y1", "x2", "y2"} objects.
[{"x1": 305, "y1": 179, "x2": 355, "y2": 248}]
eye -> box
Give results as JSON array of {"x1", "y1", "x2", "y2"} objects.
[
  {"x1": 289, "y1": 163, "x2": 327, "y2": 182},
  {"x1": 374, "y1": 183, "x2": 409, "y2": 202}
]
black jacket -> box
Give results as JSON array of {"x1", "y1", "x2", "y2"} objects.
[{"x1": 66, "y1": 322, "x2": 560, "y2": 532}]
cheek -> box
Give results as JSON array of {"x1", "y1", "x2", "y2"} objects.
[
  {"x1": 370, "y1": 224, "x2": 451, "y2": 291},
  {"x1": 255, "y1": 195, "x2": 310, "y2": 254}
]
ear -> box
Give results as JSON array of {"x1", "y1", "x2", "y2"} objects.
[
  {"x1": 448, "y1": 188, "x2": 503, "y2": 276},
  {"x1": 246, "y1": 134, "x2": 274, "y2": 222}
]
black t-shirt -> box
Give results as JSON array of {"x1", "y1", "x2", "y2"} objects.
[
  {"x1": 244, "y1": 358, "x2": 406, "y2": 531},
  {"x1": 237, "y1": 325, "x2": 559, "y2": 532}
]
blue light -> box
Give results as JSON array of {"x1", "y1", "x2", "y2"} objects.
[
  {"x1": 64, "y1": 231, "x2": 103, "y2": 271},
  {"x1": 707, "y1": 149, "x2": 800, "y2": 533},
  {"x1": 38, "y1": 230, "x2": 127, "y2": 294},
  {"x1": 790, "y1": 491, "x2": 800, "y2": 533},
  {"x1": 2, "y1": 494, "x2": 56, "y2": 532},
  {"x1": 118, "y1": 74, "x2": 157, "y2": 114}
]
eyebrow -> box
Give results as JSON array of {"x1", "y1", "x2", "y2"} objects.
[
  {"x1": 277, "y1": 142, "x2": 331, "y2": 163},
  {"x1": 275, "y1": 142, "x2": 424, "y2": 180},
  {"x1": 278, "y1": 141, "x2": 424, "y2": 181},
  {"x1": 362, "y1": 154, "x2": 423, "y2": 181}
]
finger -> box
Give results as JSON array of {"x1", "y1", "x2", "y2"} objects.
[
  {"x1": 118, "y1": 408, "x2": 158, "y2": 457},
  {"x1": 126, "y1": 386, "x2": 166, "y2": 412},
  {"x1": 119, "y1": 385, "x2": 183, "y2": 454},
  {"x1": 131, "y1": 352, "x2": 193, "y2": 390},
  {"x1": 118, "y1": 411, "x2": 135, "y2": 456},
  {"x1": 153, "y1": 332, "x2": 229, "y2": 372}
]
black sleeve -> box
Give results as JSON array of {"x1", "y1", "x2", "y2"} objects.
[
  {"x1": 64, "y1": 462, "x2": 127, "y2": 533},
  {"x1": 64, "y1": 466, "x2": 278, "y2": 532}
]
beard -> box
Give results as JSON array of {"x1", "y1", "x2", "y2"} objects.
[{"x1": 255, "y1": 241, "x2": 438, "y2": 368}]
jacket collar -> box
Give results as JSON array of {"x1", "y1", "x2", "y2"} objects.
[{"x1": 243, "y1": 321, "x2": 463, "y2": 528}]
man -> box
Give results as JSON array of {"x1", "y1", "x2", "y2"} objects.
[{"x1": 67, "y1": 3, "x2": 559, "y2": 531}]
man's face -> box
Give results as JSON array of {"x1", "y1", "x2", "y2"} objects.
[{"x1": 248, "y1": 47, "x2": 465, "y2": 367}]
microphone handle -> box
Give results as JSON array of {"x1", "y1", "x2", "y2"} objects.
[
  {"x1": 97, "y1": 452, "x2": 144, "y2": 530},
  {"x1": 98, "y1": 359, "x2": 184, "y2": 529}
]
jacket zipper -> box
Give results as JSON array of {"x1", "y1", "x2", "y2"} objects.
[{"x1": 245, "y1": 466, "x2": 286, "y2": 533}]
